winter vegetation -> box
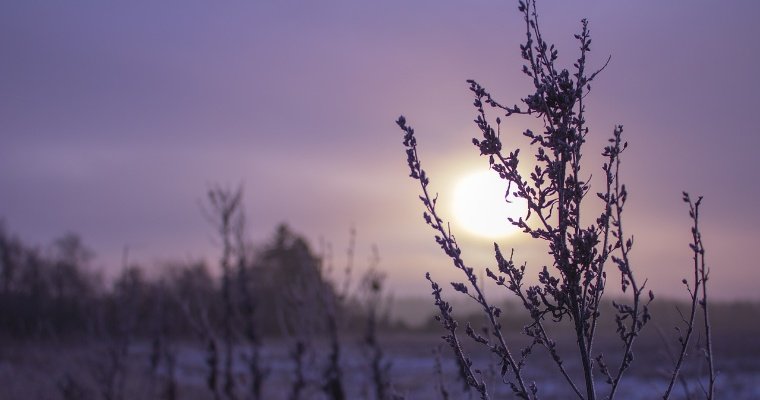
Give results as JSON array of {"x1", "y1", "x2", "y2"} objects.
[
  {"x1": 1, "y1": 210, "x2": 759, "y2": 399},
  {"x1": 395, "y1": 0, "x2": 746, "y2": 399},
  {"x1": 0, "y1": 186, "x2": 401, "y2": 400},
  {"x1": 1, "y1": 1, "x2": 759, "y2": 399}
]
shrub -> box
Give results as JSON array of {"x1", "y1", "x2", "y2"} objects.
[{"x1": 397, "y1": 1, "x2": 715, "y2": 399}]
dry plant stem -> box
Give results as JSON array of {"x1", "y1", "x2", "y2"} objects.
[
  {"x1": 663, "y1": 195, "x2": 709, "y2": 400},
  {"x1": 471, "y1": 2, "x2": 615, "y2": 397},
  {"x1": 605, "y1": 128, "x2": 652, "y2": 400},
  {"x1": 697, "y1": 202, "x2": 715, "y2": 399},
  {"x1": 585, "y1": 135, "x2": 616, "y2": 350},
  {"x1": 399, "y1": 117, "x2": 531, "y2": 399},
  {"x1": 490, "y1": 246, "x2": 584, "y2": 399},
  {"x1": 427, "y1": 274, "x2": 490, "y2": 400},
  {"x1": 399, "y1": 1, "x2": 714, "y2": 399},
  {"x1": 526, "y1": 4, "x2": 593, "y2": 396},
  {"x1": 655, "y1": 325, "x2": 693, "y2": 399},
  {"x1": 475, "y1": 5, "x2": 638, "y2": 398}
]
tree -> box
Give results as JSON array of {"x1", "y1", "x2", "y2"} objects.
[
  {"x1": 397, "y1": 1, "x2": 715, "y2": 399},
  {"x1": 0, "y1": 222, "x2": 23, "y2": 294}
]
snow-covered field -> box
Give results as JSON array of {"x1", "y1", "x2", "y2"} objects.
[{"x1": 1, "y1": 332, "x2": 757, "y2": 399}]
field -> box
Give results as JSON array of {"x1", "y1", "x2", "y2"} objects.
[{"x1": 2, "y1": 315, "x2": 758, "y2": 400}]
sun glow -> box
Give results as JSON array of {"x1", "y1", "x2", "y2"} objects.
[{"x1": 452, "y1": 170, "x2": 528, "y2": 238}]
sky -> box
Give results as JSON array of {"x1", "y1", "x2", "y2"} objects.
[{"x1": 1, "y1": 1, "x2": 759, "y2": 300}]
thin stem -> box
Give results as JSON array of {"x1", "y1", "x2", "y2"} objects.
[
  {"x1": 663, "y1": 195, "x2": 703, "y2": 400},
  {"x1": 695, "y1": 199, "x2": 715, "y2": 399}
]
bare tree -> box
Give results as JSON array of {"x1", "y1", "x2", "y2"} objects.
[{"x1": 205, "y1": 185, "x2": 245, "y2": 400}]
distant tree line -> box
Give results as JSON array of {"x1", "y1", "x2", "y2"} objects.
[
  {"x1": 0, "y1": 185, "x2": 400, "y2": 399},
  {"x1": 0, "y1": 220, "x2": 390, "y2": 341}
]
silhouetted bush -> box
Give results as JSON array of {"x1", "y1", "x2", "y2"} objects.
[{"x1": 398, "y1": 1, "x2": 716, "y2": 398}]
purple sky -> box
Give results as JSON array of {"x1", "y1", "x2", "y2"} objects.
[{"x1": 1, "y1": 1, "x2": 759, "y2": 300}]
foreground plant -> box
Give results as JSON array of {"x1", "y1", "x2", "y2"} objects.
[{"x1": 397, "y1": 1, "x2": 715, "y2": 399}]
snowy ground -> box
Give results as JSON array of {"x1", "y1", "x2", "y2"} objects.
[{"x1": 1, "y1": 331, "x2": 757, "y2": 399}]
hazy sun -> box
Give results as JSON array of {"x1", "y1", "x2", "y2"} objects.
[{"x1": 452, "y1": 170, "x2": 528, "y2": 238}]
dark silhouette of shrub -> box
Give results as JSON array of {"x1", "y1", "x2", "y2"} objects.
[{"x1": 397, "y1": 1, "x2": 715, "y2": 398}]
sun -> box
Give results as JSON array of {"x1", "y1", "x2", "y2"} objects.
[{"x1": 451, "y1": 169, "x2": 528, "y2": 238}]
